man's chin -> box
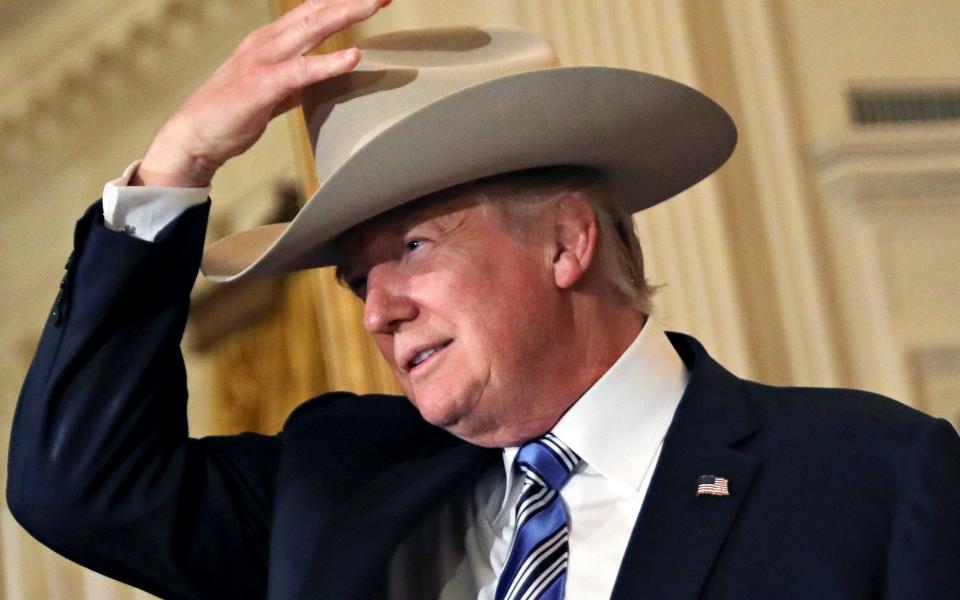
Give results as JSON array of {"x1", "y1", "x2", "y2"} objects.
[
  {"x1": 411, "y1": 399, "x2": 507, "y2": 447},
  {"x1": 412, "y1": 397, "x2": 493, "y2": 443},
  {"x1": 408, "y1": 393, "x2": 461, "y2": 428}
]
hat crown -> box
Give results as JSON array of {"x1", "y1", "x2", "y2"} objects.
[
  {"x1": 202, "y1": 27, "x2": 737, "y2": 282},
  {"x1": 302, "y1": 27, "x2": 559, "y2": 185}
]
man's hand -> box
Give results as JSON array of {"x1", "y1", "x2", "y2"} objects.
[{"x1": 134, "y1": 0, "x2": 391, "y2": 188}]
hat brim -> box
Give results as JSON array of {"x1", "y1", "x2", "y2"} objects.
[{"x1": 202, "y1": 66, "x2": 736, "y2": 282}]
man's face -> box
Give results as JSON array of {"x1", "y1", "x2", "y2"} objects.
[{"x1": 336, "y1": 188, "x2": 568, "y2": 446}]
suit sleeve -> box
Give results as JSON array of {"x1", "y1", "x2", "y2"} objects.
[
  {"x1": 884, "y1": 417, "x2": 960, "y2": 598},
  {"x1": 6, "y1": 200, "x2": 280, "y2": 600}
]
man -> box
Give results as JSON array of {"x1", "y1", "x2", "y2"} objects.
[{"x1": 8, "y1": 2, "x2": 960, "y2": 599}]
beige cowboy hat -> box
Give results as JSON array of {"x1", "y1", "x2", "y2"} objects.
[{"x1": 201, "y1": 26, "x2": 736, "y2": 282}]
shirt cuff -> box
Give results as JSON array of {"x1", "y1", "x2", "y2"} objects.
[{"x1": 102, "y1": 160, "x2": 211, "y2": 242}]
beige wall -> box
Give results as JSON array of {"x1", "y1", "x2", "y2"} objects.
[
  {"x1": 775, "y1": 0, "x2": 960, "y2": 416},
  {"x1": 782, "y1": 0, "x2": 960, "y2": 141},
  {"x1": 1, "y1": 1, "x2": 958, "y2": 598}
]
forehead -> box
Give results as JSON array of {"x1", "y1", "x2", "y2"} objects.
[
  {"x1": 344, "y1": 185, "x2": 467, "y2": 238},
  {"x1": 332, "y1": 166, "x2": 578, "y2": 277},
  {"x1": 333, "y1": 182, "x2": 493, "y2": 272}
]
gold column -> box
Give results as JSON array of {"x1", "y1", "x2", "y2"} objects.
[{"x1": 274, "y1": 0, "x2": 400, "y2": 395}]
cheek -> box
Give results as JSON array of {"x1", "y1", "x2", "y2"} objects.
[
  {"x1": 467, "y1": 282, "x2": 549, "y2": 369},
  {"x1": 374, "y1": 335, "x2": 407, "y2": 383},
  {"x1": 374, "y1": 334, "x2": 394, "y2": 363}
]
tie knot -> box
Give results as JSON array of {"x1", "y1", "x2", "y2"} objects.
[{"x1": 516, "y1": 433, "x2": 581, "y2": 490}]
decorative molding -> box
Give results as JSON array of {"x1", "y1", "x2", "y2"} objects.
[
  {"x1": 813, "y1": 125, "x2": 960, "y2": 166},
  {"x1": 821, "y1": 171, "x2": 960, "y2": 210},
  {"x1": 0, "y1": 0, "x2": 254, "y2": 166},
  {"x1": 187, "y1": 275, "x2": 285, "y2": 352},
  {"x1": 813, "y1": 127, "x2": 960, "y2": 209},
  {"x1": 187, "y1": 184, "x2": 301, "y2": 352}
]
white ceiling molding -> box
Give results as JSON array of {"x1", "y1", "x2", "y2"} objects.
[
  {"x1": 0, "y1": 0, "x2": 246, "y2": 165},
  {"x1": 813, "y1": 126, "x2": 960, "y2": 207}
]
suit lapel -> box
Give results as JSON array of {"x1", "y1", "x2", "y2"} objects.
[{"x1": 611, "y1": 334, "x2": 761, "y2": 600}]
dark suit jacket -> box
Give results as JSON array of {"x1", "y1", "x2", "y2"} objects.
[{"x1": 8, "y1": 201, "x2": 960, "y2": 599}]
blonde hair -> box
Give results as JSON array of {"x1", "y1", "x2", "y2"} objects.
[{"x1": 466, "y1": 166, "x2": 654, "y2": 316}]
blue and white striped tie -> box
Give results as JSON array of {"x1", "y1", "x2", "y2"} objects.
[{"x1": 496, "y1": 433, "x2": 581, "y2": 600}]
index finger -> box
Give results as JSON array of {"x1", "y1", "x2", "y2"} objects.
[{"x1": 263, "y1": 0, "x2": 390, "y2": 61}]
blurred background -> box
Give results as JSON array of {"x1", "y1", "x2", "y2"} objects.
[{"x1": 1, "y1": 0, "x2": 958, "y2": 597}]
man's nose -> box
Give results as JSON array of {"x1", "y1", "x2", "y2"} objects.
[{"x1": 362, "y1": 267, "x2": 418, "y2": 334}]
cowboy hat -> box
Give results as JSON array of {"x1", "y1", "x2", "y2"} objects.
[{"x1": 201, "y1": 26, "x2": 736, "y2": 282}]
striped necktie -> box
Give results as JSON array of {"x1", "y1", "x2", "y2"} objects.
[{"x1": 495, "y1": 433, "x2": 581, "y2": 600}]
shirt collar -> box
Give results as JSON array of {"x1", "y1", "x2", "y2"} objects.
[{"x1": 548, "y1": 318, "x2": 689, "y2": 492}]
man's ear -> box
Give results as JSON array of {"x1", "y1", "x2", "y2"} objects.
[{"x1": 552, "y1": 193, "x2": 599, "y2": 290}]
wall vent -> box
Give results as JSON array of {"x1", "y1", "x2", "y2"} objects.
[{"x1": 848, "y1": 86, "x2": 960, "y2": 125}]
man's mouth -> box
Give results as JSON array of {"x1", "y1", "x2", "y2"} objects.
[{"x1": 404, "y1": 340, "x2": 453, "y2": 373}]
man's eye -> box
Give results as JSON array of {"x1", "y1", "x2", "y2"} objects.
[{"x1": 405, "y1": 239, "x2": 425, "y2": 252}]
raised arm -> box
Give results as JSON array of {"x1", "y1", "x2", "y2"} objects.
[
  {"x1": 7, "y1": 201, "x2": 281, "y2": 598},
  {"x1": 7, "y1": 1, "x2": 391, "y2": 597}
]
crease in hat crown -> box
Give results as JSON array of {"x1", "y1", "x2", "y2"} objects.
[
  {"x1": 201, "y1": 25, "x2": 737, "y2": 283},
  {"x1": 306, "y1": 27, "x2": 559, "y2": 191}
]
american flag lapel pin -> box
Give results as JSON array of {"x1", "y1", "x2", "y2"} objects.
[{"x1": 696, "y1": 474, "x2": 730, "y2": 497}]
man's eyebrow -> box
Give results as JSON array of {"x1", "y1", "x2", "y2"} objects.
[{"x1": 390, "y1": 205, "x2": 433, "y2": 233}]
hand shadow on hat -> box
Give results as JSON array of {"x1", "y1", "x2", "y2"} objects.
[{"x1": 303, "y1": 69, "x2": 419, "y2": 134}]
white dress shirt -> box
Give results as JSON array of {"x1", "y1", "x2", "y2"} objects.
[
  {"x1": 102, "y1": 161, "x2": 209, "y2": 241},
  {"x1": 104, "y1": 167, "x2": 689, "y2": 599},
  {"x1": 435, "y1": 319, "x2": 688, "y2": 599}
]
